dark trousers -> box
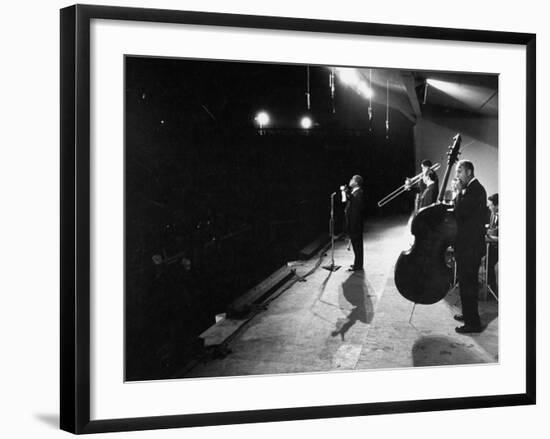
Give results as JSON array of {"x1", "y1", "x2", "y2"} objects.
[
  {"x1": 350, "y1": 233, "x2": 363, "y2": 269},
  {"x1": 456, "y1": 247, "x2": 483, "y2": 327}
]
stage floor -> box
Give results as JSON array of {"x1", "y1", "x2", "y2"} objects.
[{"x1": 182, "y1": 215, "x2": 498, "y2": 378}]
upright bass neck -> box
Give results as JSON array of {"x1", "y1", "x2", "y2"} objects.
[{"x1": 437, "y1": 134, "x2": 462, "y2": 203}]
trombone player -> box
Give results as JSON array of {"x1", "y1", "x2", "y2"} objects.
[
  {"x1": 377, "y1": 160, "x2": 440, "y2": 209},
  {"x1": 417, "y1": 169, "x2": 438, "y2": 209},
  {"x1": 404, "y1": 159, "x2": 439, "y2": 213}
]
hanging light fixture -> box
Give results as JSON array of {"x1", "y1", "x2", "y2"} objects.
[
  {"x1": 329, "y1": 67, "x2": 336, "y2": 114},
  {"x1": 368, "y1": 69, "x2": 373, "y2": 132},
  {"x1": 306, "y1": 65, "x2": 311, "y2": 110},
  {"x1": 385, "y1": 79, "x2": 390, "y2": 140}
]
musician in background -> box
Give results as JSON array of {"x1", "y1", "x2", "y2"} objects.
[
  {"x1": 405, "y1": 159, "x2": 439, "y2": 212},
  {"x1": 487, "y1": 193, "x2": 499, "y2": 237},
  {"x1": 344, "y1": 175, "x2": 365, "y2": 272},
  {"x1": 453, "y1": 160, "x2": 487, "y2": 333},
  {"x1": 418, "y1": 169, "x2": 438, "y2": 209},
  {"x1": 486, "y1": 193, "x2": 499, "y2": 294},
  {"x1": 448, "y1": 177, "x2": 461, "y2": 204}
]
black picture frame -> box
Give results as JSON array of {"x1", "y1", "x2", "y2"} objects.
[{"x1": 60, "y1": 4, "x2": 536, "y2": 434}]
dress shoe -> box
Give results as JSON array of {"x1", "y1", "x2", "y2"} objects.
[
  {"x1": 453, "y1": 314, "x2": 464, "y2": 322},
  {"x1": 347, "y1": 266, "x2": 363, "y2": 272},
  {"x1": 455, "y1": 324, "x2": 482, "y2": 334}
]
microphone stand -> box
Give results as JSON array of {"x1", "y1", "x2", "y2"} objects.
[{"x1": 323, "y1": 192, "x2": 341, "y2": 271}]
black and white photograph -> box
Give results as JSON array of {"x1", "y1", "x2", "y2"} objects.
[
  {"x1": 55, "y1": 3, "x2": 536, "y2": 433},
  {"x1": 124, "y1": 57, "x2": 500, "y2": 382},
  {"x1": 55, "y1": 4, "x2": 535, "y2": 433},
  {"x1": 4, "y1": 0, "x2": 546, "y2": 437}
]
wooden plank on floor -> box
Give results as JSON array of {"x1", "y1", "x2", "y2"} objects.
[
  {"x1": 230, "y1": 265, "x2": 292, "y2": 312},
  {"x1": 199, "y1": 317, "x2": 248, "y2": 347},
  {"x1": 200, "y1": 266, "x2": 293, "y2": 346},
  {"x1": 299, "y1": 234, "x2": 330, "y2": 259}
]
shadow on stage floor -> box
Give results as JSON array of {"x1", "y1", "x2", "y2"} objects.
[{"x1": 178, "y1": 214, "x2": 498, "y2": 379}]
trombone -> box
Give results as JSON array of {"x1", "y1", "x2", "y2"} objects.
[{"x1": 377, "y1": 163, "x2": 441, "y2": 207}]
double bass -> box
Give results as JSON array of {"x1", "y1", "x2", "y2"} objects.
[{"x1": 394, "y1": 134, "x2": 462, "y2": 305}]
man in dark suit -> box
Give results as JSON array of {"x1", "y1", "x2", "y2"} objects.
[
  {"x1": 344, "y1": 174, "x2": 365, "y2": 272},
  {"x1": 453, "y1": 160, "x2": 487, "y2": 333},
  {"x1": 418, "y1": 169, "x2": 438, "y2": 209}
]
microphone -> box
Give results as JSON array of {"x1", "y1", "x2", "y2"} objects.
[{"x1": 340, "y1": 184, "x2": 350, "y2": 202}]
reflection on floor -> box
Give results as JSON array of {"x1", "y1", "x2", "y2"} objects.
[{"x1": 181, "y1": 215, "x2": 498, "y2": 378}]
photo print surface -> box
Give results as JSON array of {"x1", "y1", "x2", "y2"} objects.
[{"x1": 124, "y1": 56, "x2": 498, "y2": 382}]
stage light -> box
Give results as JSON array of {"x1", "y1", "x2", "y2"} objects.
[
  {"x1": 255, "y1": 111, "x2": 270, "y2": 127},
  {"x1": 423, "y1": 80, "x2": 429, "y2": 104},
  {"x1": 423, "y1": 78, "x2": 492, "y2": 109},
  {"x1": 300, "y1": 116, "x2": 313, "y2": 129},
  {"x1": 357, "y1": 82, "x2": 373, "y2": 99},
  {"x1": 337, "y1": 68, "x2": 360, "y2": 87},
  {"x1": 425, "y1": 78, "x2": 461, "y2": 94},
  {"x1": 335, "y1": 67, "x2": 373, "y2": 100}
]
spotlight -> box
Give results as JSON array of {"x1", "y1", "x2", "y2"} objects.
[
  {"x1": 255, "y1": 111, "x2": 270, "y2": 128},
  {"x1": 421, "y1": 78, "x2": 488, "y2": 108},
  {"x1": 423, "y1": 80, "x2": 429, "y2": 104},
  {"x1": 337, "y1": 68, "x2": 360, "y2": 87},
  {"x1": 300, "y1": 116, "x2": 313, "y2": 130},
  {"x1": 335, "y1": 67, "x2": 373, "y2": 100},
  {"x1": 358, "y1": 82, "x2": 373, "y2": 99}
]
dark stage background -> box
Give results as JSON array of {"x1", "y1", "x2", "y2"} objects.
[{"x1": 125, "y1": 57, "x2": 415, "y2": 381}]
